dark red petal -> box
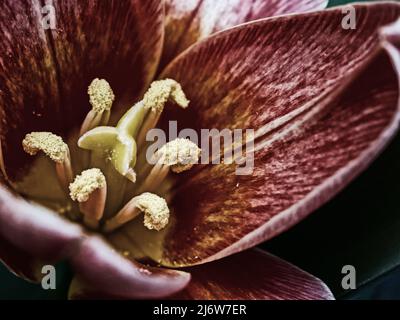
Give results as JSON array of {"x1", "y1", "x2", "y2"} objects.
[
  {"x1": 0, "y1": 235, "x2": 43, "y2": 282},
  {"x1": 160, "y1": 0, "x2": 328, "y2": 70},
  {"x1": 151, "y1": 3, "x2": 400, "y2": 266},
  {"x1": 0, "y1": 185, "x2": 190, "y2": 295},
  {"x1": 0, "y1": 186, "x2": 83, "y2": 262},
  {"x1": 381, "y1": 18, "x2": 400, "y2": 70},
  {"x1": 48, "y1": 0, "x2": 164, "y2": 122},
  {"x1": 70, "y1": 236, "x2": 190, "y2": 299},
  {"x1": 172, "y1": 249, "x2": 333, "y2": 300},
  {"x1": 0, "y1": 0, "x2": 61, "y2": 179}
]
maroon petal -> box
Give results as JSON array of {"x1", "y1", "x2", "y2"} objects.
[
  {"x1": 172, "y1": 249, "x2": 333, "y2": 300},
  {"x1": 0, "y1": 185, "x2": 190, "y2": 296},
  {"x1": 0, "y1": 186, "x2": 83, "y2": 262},
  {"x1": 381, "y1": 18, "x2": 400, "y2": 70},
  {"x1": 148, "y1": 3, "x2": 400, "y2": 266},
  {"x1": 0, "y1": 0, "x2": 62, "y2": 179},
  {"x1": 0, "y1": 235, "x2": 43, "y2": 282},
  {"x1": 70, "y1": 236, "x2": 191, "y2": 299},
  {"x1": 160, "y1": 0, "x2": 328, "y2": 69},
  {"x1": 45, "y1": 0, "x2": 164, "y2": 125}
]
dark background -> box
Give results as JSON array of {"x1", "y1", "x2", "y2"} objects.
[{"x1": 1, "y1": 0, "x2": 398, "y2": 300}]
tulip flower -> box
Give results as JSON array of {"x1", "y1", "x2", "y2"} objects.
[{"x1": 1, "y1": 0, "x2": 400, "y2": 300}]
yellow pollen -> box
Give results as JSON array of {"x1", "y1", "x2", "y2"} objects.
[
  {"x1": 22, "y1": 132, "x2": 68, "y2": 163},
  {"x1": 156, "y1": 138, "x2": 201, "y2": 173},
  {"x1": 135, "y1": 192, "x2": 170, "y2": 231},
  {"x1": 69, "y1": 168, "x2": 106, "y2": 202},
  {"x1": 88, "y1": 78, "x2": 115, "y2": 113},
  {"x1": 143, "y1": 79, "x2": 189, "y2": 113}
]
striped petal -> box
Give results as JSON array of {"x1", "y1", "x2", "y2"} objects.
[
  {"x1": 160, "y1": 0, "x2": 328, "y2": 69},
  {"x1": 173, "y1": 250, "x2": 334, "y2": 300},
  {"x1": 0, "y1": 235, "x2": 43, "y2": 283},
  {"x1": 70, "y1": 236, "x2": 190, "y2": 299},
  {"x1": 123, "y1": 3, "x2": 400, "y2": 266},
  {"x1": 0, "y1": 0, "x2": 61, "y2": 180},
  {"x1": 48, "y1": 0, "x2": 164, "y2": 122}
]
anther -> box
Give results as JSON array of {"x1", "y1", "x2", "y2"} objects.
[
  {"x1": 80, "y1": 78, "x2": 115, "y2": 135},
  {"x1": 69, "y1": 168, "x2": 107, "y2": 229},
  {"x1": 103, "y1": 192, "x2": 169, "y2": 232},
  {"x1": 138, "y1": 138, "x2": 200, "y2": 193},
  {"x1": 22, "y1": 132, "x2": 73, "y2": 191}
]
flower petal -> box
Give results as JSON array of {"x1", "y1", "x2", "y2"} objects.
[
  {"x1": 172, "y1": 249, "x2": 334, "y2": 300},
  {"x1": 47, "y1": 0, "x2": 164, "y2": 123},
  {"x1": 0, "y1": 185, "x2": 189, "y2": 296},
  {"x1": 70, "y1": 236, "x2": 191, "y2": 299},
  {"x1": 0, "y1": 186, "x2": 83, "y2": 262},
  {"x1": 160, "y1": 0, "x2": 328, "y2": 69},
  {"x1": 150, "y1": 3, "x2": 400, "y2": 266},
  {"x1": 0, "y1": 235, "x2": 43, "y2": 283},
  {"x1": 0, "y1": 0, "x2": 61, "y2": 179}
]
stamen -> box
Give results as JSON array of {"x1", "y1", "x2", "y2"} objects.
[
  {"x1": 136, "y1": 79, "x2": 189, "y2": 149},
  {"x1": 103, "y1": 192, "x2": 169, "y2": 232},
  {"x1": 22, "y1": 132, "x2": 73, "y2": 190},
  {"x1": 138, "y1": 138, "x2": 200, "y2": 193},
  {"x1": 155, "y1": 138, "x2": 201, "y2": 173},
  {"x1": 69, "y1": 168, "x2": 107, "y2": 229},
  {"x1": 80, "y1": 78, "x2": 115, "y2": 135},
  {"x1": 143, "y1": 79, "x2": 189, "y2": 112}
]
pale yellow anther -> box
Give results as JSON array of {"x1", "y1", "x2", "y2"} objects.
[
  {"x1": 156, "y1": 138, "x2": 201, "y2": 173},
  {"x1": 143, "y1": 79, "x2": 189, "y2": 113},
  {"x1": 69, "y1": 168, "x2": 106, "y2": 202},
  {"x1": 135, "y1": 192, "x2": 170, "y2": 231},
  {"x1": 22, "y1": 132, "x2": 68, "y2": 163},
  {"x1": 103, "y1": 192, "x2": 169, "y2": 232},
  {"x1": 88, "y1": 78, "x2": 115, "y2": 113}
]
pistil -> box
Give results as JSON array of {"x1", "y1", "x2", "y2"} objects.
[
  {"x1": 69, "y1": 168, "x2": 107, "y2": 229},
  {"x1": 103, "y1": 192, "x2": 170, "y2": 232},
  {"x1": 22, "y1": 132, "x2": 73, "y2": 191}
]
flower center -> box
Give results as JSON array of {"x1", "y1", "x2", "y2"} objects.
[{"x1": 19, "y1": 79, "x2": 200, "y2": 235}]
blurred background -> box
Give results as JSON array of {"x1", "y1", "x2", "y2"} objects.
[{"x1": 1, "y1": 0, "x2": 399, "y2": 300}]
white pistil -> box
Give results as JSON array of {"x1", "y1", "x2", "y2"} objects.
[
  {"x1": 80, "y1": 78, "x2": 115, "y2": 135},
  {"x1": 136, "y1": 79, "x2": 189, "y2": 150},
  {"x1": 22, "y1": 132, "x2": 73, "y2": 191},
  {"x1": 138, "y1": 138, "x2": 201, "y2": 194},
  {"x1": 69, "y1": 168, "x2": 107, "y2": 229},
  {"x1": 103, "y1": 192, "x2": 169, "y2": 232}
]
